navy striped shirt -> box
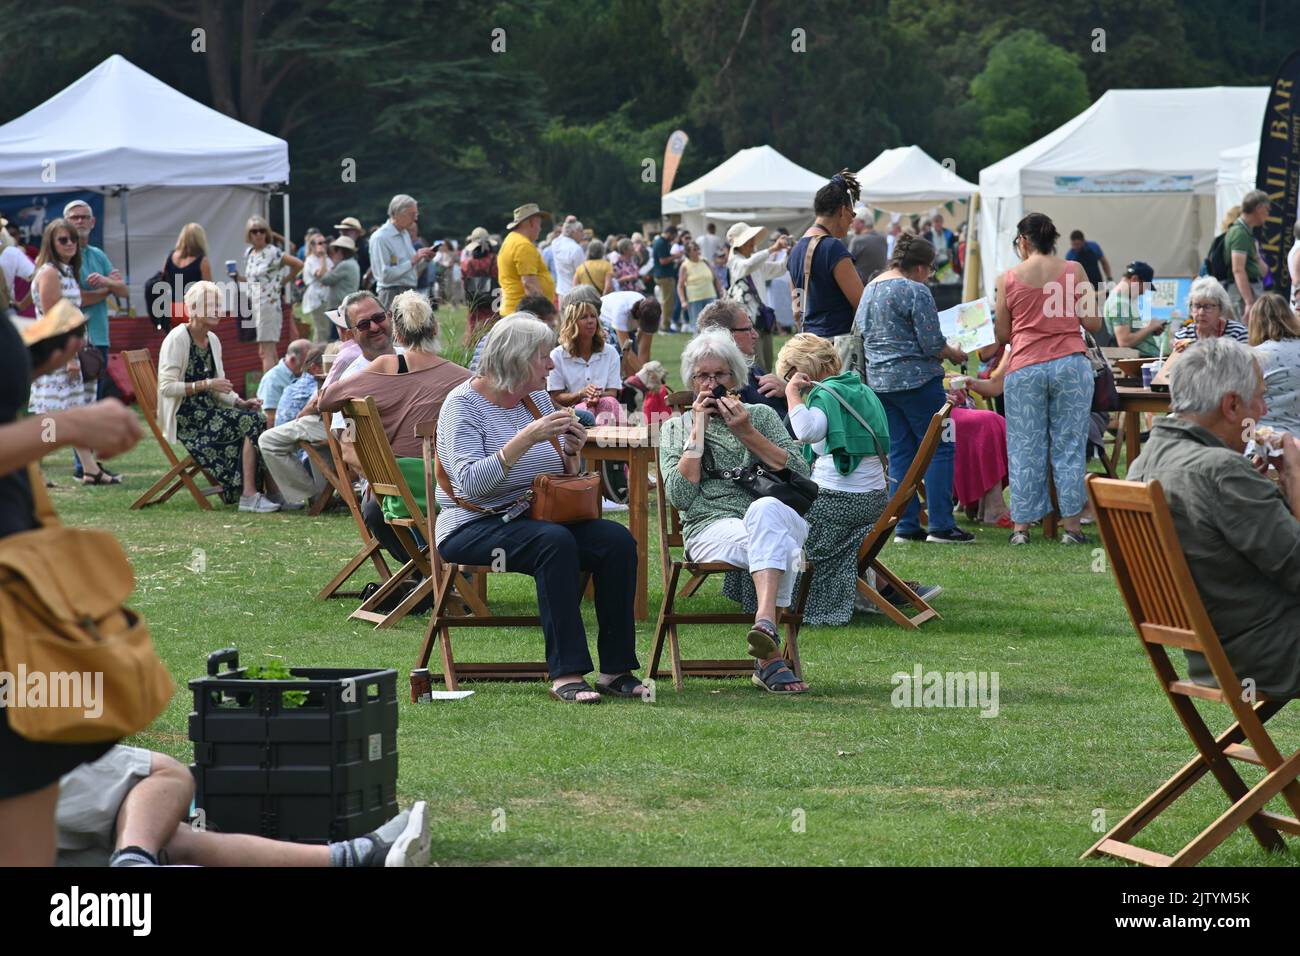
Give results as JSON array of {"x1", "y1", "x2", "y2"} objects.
[{"x1": 434, "y1": 381, "x2": 571, "y2": 545}]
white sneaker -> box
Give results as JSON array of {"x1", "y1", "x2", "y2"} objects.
[
  {"x1": 239, "y1": 492, "x2": 281, "y2": 513},
  {"x1": 384, "y1": 801, "x2": 430, "y2": 867},
  {"x1": 601, "y1": 498, "x2": 629, "y2": 513}
]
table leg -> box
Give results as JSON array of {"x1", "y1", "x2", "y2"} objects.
[
  {"x1": 628, "y1": 449, "x2": 649, "y2": 621},
  {"x1": 1125, "y1": 410, "x2": 1141, "y2": 473}
]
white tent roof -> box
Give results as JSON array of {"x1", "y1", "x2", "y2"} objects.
[
  {"x1": 855, "y1": 145, "x2": 976, "y2": 205},
  {"x1": 980, "y1": 87, "x2": 1268, "y2": 199},
  {"x1": 662, "y1": 145, "x2": 825, "y2": 217},
  {"x1": 1216, "y1": 140, "x2": 1259, "y2": 227},
  {"x1": 0, "y1": 54, "x2": 289, "y2": 189}
]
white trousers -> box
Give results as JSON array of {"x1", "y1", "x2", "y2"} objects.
[
  {"x1": 258, "y1": 415, "x2": 329, "y2": 504},
  {"x1": 686, "y1": 497, "x2": 809, "y2": 608}
]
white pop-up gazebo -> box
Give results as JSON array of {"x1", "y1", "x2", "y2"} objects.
[
  {"x1": 0, "y1": 54, "x2": 290, "y2": 313},
  {"x1": 977, "y1": 86, "x2": 1268, "y2": 295},
  {"x1": 1216, "y1": 141, "x2": 1259, "y2": 228},
  {"x1": 661, "y1": 145, "x2": 826, "y2": 238},
  {"x1": 855, "y1": 145, "x2": 977, "y2": 217}
]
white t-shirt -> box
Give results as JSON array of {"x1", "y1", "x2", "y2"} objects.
[
  {"x1": 547, "y1": 343, "x2": 622, "y2": 394},
  {"x1": 788, "y1": 403, "x2": 887, "y2": 493},
  {"x1": 1, "y1": 245, "x2": 36, "y2": 302},
  {"x1": 549, "y1": 235, "x2": 585, "y2": 295},
  {"x1": 698, "y1": 233, "x2": 723, "y2": 263},
  {"x1": 601, "y1": 291, "x2": 644, "y2": 333}
]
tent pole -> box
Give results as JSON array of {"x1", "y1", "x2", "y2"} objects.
[
  {"x1": 282, "y1": 192, "x2": 290, "y2": 253},
  {"x1": 119, "y1": 186, "x2": 131, "y2": 308}
]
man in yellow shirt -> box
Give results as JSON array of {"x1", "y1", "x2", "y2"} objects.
[{"x1": 497, "y1": 203, "x2": 556, "y2": 315}]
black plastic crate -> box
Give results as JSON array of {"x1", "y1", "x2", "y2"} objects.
[{"x1": 188, "y1": 648, "x2": 399, "y2": 844}]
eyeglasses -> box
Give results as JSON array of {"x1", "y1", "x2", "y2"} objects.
[
  {"x1": 354, "y1": 310, "x2": 390, "y2": 332},
  {"x1": 731, "y1": 324, "x2": 755, "y2": 334},
  {"x1": 1190, "y1": 302, "x2": 1221, "y2": 313},
  {"x1": 55, "y1": 235, "x2": 77, "y2": 245},
  {"x1": 66, "y1": 214, "x2": 91, "y2": 222},
  {"x1": 692, "y1": 371, "x2": 732, "y2": 384}
]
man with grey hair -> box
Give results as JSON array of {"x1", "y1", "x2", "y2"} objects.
[
  {"x1": 1127, "y1": 336, "x2": 1300, "y2": 697},
  {"x1": 1223, "y1": 189, "x2": 1272, "y2": 314},
  {"x1": 696, "y1": 299, "x2": 787, "y2": 416},
  {"x1": 256, "y1": 337, "x2": 316, "y2": 429},
  {"x1": 369, "y1": 195, "x2": 436, "y2": 308},
  {"x1": 550, "y1": 219, "x2": 586, "y2": 296}
]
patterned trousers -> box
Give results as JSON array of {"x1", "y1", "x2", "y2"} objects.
[{"x1": 1004, "y1": 352, "x2": 1092, "y2": 524}]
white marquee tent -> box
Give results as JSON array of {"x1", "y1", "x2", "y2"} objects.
[
  {"x1": 0, "y1": 54, "x2": 290, "y2": 313},
  {"x1": 977, "y1": 86, "x2": 1268, "y2": 295},
  {"x1": 662, "y1": 145, "x2": 826, "y2": 238},
  {"x1": 855, "y1": 145, "x2": 977, "y2": 217},
  {"x1": 1216, "y1": 141, "x2": 1259, "y2": 228}
]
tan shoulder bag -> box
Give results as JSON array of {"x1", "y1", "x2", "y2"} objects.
[{"x1": 0, "y1": 466, "x2": 174, "y2": 742}]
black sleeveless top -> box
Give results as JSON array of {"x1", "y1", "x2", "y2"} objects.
[{"x1": 163, "y1": 252, "x2": 206, "y2": 290}]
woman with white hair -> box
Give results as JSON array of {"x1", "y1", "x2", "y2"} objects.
[
  {"x1": 1173, "y1": 276, "x2": 1249, "y2": 346},
  {"x1": 237, "y1": 215, "x2": 302, "y2": 372},
  {"x1": 157, "y1": 281, "x2": 277, "y2": 512},
  {"x1": 657, "y1": 330, "x2": 813, "y2": 694},
  {"x1": 434, "y1": 317, "x2": 647, "y2": 704}
]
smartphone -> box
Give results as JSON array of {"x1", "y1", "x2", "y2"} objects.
[{"x1": 710, "y1": 384, "x2": 727, "y2": 401}]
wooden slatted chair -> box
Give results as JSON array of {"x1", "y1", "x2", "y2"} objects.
[
  {"x1": 854, "y1": 402, "x2": 952, "y2": 629},
  {"x1": 1083, "y1": 475, "x2": 1300, "y2": 866},
  {"x1": 312, "y1": 425, "x2": 393, "y2": 601},
  {"x1": 121, "y1": 349, "x2": 224, "y2": 510},
  {"x1": 647, "y1": 459, "x2": 812, "y2": 691},
  {"x1": 341, "y1": 398, "x2": 487, "y2": 629},
  {"x1": 413, "y1": 429, "x2": 589, "y2": 692}
]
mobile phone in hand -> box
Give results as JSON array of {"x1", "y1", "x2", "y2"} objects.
[{"x1": 711, "y1": 384, "x2": 727, "y2": 400}]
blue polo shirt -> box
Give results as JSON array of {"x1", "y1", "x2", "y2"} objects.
[
  {"x1": 256, "y1": 360, "x2": 298, "y2": 410},
  {"x1": 80, "y1": 245, "x2": 115, "y2": 347}
]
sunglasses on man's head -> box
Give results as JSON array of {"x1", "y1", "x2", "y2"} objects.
[{"x1": 354, "y1": 310, "x2": 390, "y2": 332}]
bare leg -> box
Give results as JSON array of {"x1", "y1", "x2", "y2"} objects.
[
  {"x1": 242, "y1": 438, "x2": 258, "y2": 497},
  {"x1": 162, "y1": 823, "x2": 328, "y2": 867},
  {"x1": 751, "y1": 568, "x2": 807, "y2": 692},
  {"x1": 258, "y1": 341, "x2": 277, "y2": 372},
  {"x1": 0, "y1": 783, "x2": 59, "y2": 866},
  {"x1": 979, "y1": 485, "x2": 1008, "y2": 524},
  {"x1": 114, "y1": 753, "x2": 193, "y2": 858},
  {"x1": 1061, "y1": 513, "x2": 1083, "y2": 534},
  {"x1": 75, "y1": 447, "x2": 101, "y2": 477}
]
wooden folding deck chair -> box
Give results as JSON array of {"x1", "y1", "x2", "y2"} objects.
[
  {"x1": 647, "y1": 460, "x2": 812, "y2": 691},
  {"x1": 414, "y1": 429, "x2": 589, "y2": 692},
  {"x1": 853, "y1": 402, "x2": 952, "y2": 630},
  {"x1": 1083, "y1": 475, "x2": 1300, "y2": 866},
  {"x1": 341, "y1": 398, "x2": 487, "y2": 629},
  {"x1": 121, "y1": 349, "x2": 224, "y2": 510},
  {"x1": 311, "y1": 425, "x2": 393, "y2": 601}
]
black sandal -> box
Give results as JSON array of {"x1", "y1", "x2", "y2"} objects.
[
  {"x1": 549, "y1": 681, "x2": 601, "y2": 704},
  {"x1": 595, "y1": 673, "x2": 648, "y2": 699},
  {"x1": 752, "y1": 658, "x2": 807, "y2": 695},
  {"x1": 81, "y1": 469, "x2": 123, "y2": 485}
]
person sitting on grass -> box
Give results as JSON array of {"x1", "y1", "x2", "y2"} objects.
[
  {"x1": 435, "y1": 316, "x2": 648, "y2": 704},
  {"x1": 657, "y1": 330, "x2": 812, "y2": 694},
  {"x1": 1127, "y1": 336, "x2": 1300, "y2": 697},
  {"x1": 56, "y1": 745, "x2": 430, "y2": 867}
]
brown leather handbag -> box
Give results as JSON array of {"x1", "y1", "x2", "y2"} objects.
[
  {"x1": 435, "y1": 396, "x2": 601, "y2": 524},
  {"x1": 0, "y1": 466, "x2": 174, "y2": 742}
]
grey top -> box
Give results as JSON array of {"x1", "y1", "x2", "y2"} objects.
[
  {"x1": 1127, "y1": 416, "x2": 1300, "y2": 697},
  {"x1": 1254, "y1": 337, "x2": 1300, "y2": 437},
  {"x1": 657, "y1": 403, "x2": 809, "y2": 546},
  {"x1": 317, "y1": 257, "x2": 360, "y2": 309},
  {"x1": 848, "y1": 231, "x2": 887, "y2": 284}
]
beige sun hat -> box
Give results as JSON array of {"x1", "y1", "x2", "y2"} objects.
[
  {"x1": 332, "y1": 216, "x2": 363, "y2": 232},
  {"x1": 506, "y1": 203, "x2": 549, "y2": 230},
  {"x1": 20, "y1": 298, "x2": 88, "y2": 345},
  {"x1": 329, "y1": 235, "x2": 357, "y2": 252},
  {"x1": 725, "y1": 222, "x2": 766, "y2": 249}
]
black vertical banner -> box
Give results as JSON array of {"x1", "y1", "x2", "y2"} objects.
[{"x1": 1257, "y1": 48, "x2": 1300, "y2": 305}]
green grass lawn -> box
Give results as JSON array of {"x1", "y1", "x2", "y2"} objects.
[{"x1": 54, "y1": 306, "x2": 1299, "y2": 866}]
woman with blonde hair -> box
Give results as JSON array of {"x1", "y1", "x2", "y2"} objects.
[
  {"x1": 300, "y1": 231, "x2": 334, "y2": 342},
  {"x1": 547, "y1": 299, "x2": 624, "y2": 425},
  {"x1": 157, "y1": 280, "x2": 277, "y2": 512},
  {"x1": 234, "y1": 215, "x2": 302, "y2": 371},
  {"x1": 1248, "y1": 292, "x2": 1300, "y2": 436},
  {"x1": 160, "y1": 222, "x2": 212, "y2": 325}
]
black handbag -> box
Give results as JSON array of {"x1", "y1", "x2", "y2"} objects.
[
  {"x1": 702, "y1": 444, "x2": 819, "y2": 516},
  {"x1": 1084, "y1": 331, "x2": 1120, "y2": 412}
]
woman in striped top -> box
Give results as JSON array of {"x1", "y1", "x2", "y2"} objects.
[{"x1": 434, "y1": 317, "x2": 646, "y2": 704}]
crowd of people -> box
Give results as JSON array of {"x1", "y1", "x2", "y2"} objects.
[{"x1": 6, "y1": 161, "x2": 1300, "y2": 865}]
